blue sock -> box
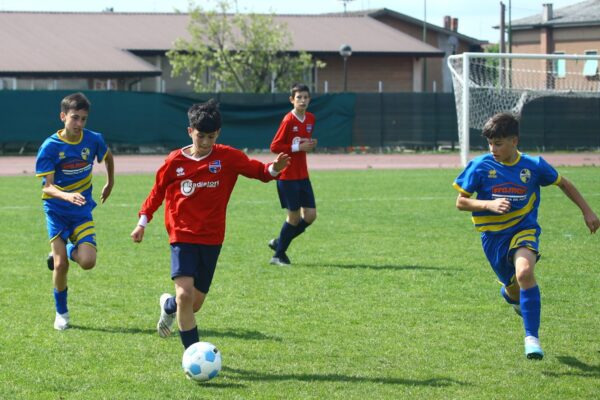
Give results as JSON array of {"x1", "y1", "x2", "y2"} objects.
[
  {"x1": 54, "y1": 287, "x2": 68, "y2": 315},
  {"x1": 520, "y1": 285, "x2": 541, "y2": 338},
  {"x1": 180, "y1": 326, "x2": 199, "y2": 349},
  {"x1": 293, "y1": 219, "x2": 310, "y2": 239},
  {"x1": 276, "y1": 222, "x2": 296, "y2": 257},
  {"x1": 66, "y1": 243, "x2": 76, "y2": 262},
  {"x1": 164, "y1": 296, "x2": 177, "y2": 315},
  {"x1": 500, "y1": 286, "x2": 519, "y2": 305}
]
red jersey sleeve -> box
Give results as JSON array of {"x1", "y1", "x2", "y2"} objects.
[
  {"x1": 139, "y1": 153, "x2": 175, "y2": 222},
  {"x1": 230, "y1": 147, "x2": 274, "y2": 182},
  {"x1": 270, "y1": 113, "x2": 293, "y2": 154}
]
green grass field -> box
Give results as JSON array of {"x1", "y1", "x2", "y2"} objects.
[{"x1": 0, "y1": 167, "x2": 598, "y2": 399}]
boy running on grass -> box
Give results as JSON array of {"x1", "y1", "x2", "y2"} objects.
[
  {"x1": 453, "y1": 112, "x2": 599, "y2": 359},
  {"x1": 268, "y1": 83, "x2": 318, "y2": 266},
  {"x1": 36, "y1": 92, "x2": 115, "y2": 331},
  {"x1": 131, "y1": 100, "x2": 289, "y2": 350}
]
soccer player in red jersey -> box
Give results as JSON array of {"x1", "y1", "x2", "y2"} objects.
[
  {"x1": 130, "y1": 100, "x2": 289, "y2": 349},
  {"x1": 268, "y1": 83, "x2": 318, "y2": 266}
]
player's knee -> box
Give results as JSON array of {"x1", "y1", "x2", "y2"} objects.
[
  {"x1": 515, "y1": 265, "x2": 535, "y2": 285},
  {"x1": 79, "y1": 258, "x2": 96, "y2": 270},
  {"x1": 304, "y1": 213, "x2": 316, "y2": 224},
  {"x1": 176, "y1": 290, "x2": 194, "y2": 307},
  {"x1": 54, "y1": 258, "x2": 69, "y2": 272}
]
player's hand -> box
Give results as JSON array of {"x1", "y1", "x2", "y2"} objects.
[
  {"x1": 299, "y1": 138, "x2": 317, "y2": 152},
  {"x1": 67, "y1": 192, "x2": 87, "y2": 206},
  {"x1": 131, "y1": 225, "x2": 145, "y2": 243},
  {"x1": 272, "y1": 153, "x2": 291, "y2": 172},
  {"x1": 486, "y1": 198, "x2": 511, "y2": 214},
  {"x1": 101, "y1": 182, "x2": 113, "y2": 204},
  {"x1": 583, "y1": 211, "x2": 600, "y2": 234}
]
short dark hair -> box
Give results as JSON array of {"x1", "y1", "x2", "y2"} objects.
[
  {"x1": 482, "y1": 112, "x2": 519, "y2": 139},
  {"x1": 290, "y1": 83, "x2": 310, "y2": 97},
  {"x1": 188, "y1": 99, "x2": 222, "y2": 133},
  {"x1": 61, "y1": 92, "x2": 90, "y2": 113}
]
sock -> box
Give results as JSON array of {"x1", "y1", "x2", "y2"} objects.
[
  {"x1": 180, "y1": 326, "x2": 199, "y2": 349},
  {"x1": 500, "y1": 286, "x2": 519, "y2": 305},
  {"x1": 66, "y1": 243, "x2": 76, "y2": 262},
  {"x1": 520, "y1": 285, "x2": 541, "y2": 338},
  {"x1": 54, "y1": 287, "x2": 68, "y2": 315},
  {"x1": 275, "y1": 221, "x2": 297, "y2": 257},
  {"x1": 293, "y1": 219, "x2": 310, "y2": 239},
  {"x1": 164, "y1": 296, "x2": 177, "y2": 315}
]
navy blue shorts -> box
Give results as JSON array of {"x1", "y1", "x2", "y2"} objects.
[
  {"x1": 170, "y1": 243, "x2": 222, "y2": 293},
  {"x1": 277, "y1": 179, "x2": 316, "y2": 211}
]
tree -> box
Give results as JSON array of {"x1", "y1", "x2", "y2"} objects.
[{"x1": 167, "y1": 0, "x2": 325, "y2": 93}]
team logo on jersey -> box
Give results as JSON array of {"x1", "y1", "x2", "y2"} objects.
[
  {"x1": 80, "y1": 148, "x2": 90, "y2": 161},
  {"x1": 176, "y1": 167, "x2": 185, "y2": 177},
  {"x1": 59, "y1": 152, "x2": 66, "y2": 160},
  {"x1": 209, "y1": 160, "x2": 221, "y2": 174},
  {"x1": 306, "y1": 124, "x2": 313, "y2": 133},
  {"x1": 520, "y1": 168, "x2": 531, "y2": 183},
  {"x1": 488, "y1": 169, "x2": 497, "y2": 179},
  {"x1": 180, "y1": 179, "x2": 220, "y2": 196}
]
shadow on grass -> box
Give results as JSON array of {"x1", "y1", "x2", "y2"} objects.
[
  {"x1": 69, "y1": 324, "x2": 281, "y2": 341},
  {"x1": 221, "y1": 366, "x2": 468, "y2": 387},
  {"x1": 543, "y1": 355, "x2": 600, "y2": 378},
  {"x1": 301, "y1": 262, "x2": 455, "y2": 271}
]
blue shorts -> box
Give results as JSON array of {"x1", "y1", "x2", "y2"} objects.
[
  {"x1": 481, "y1": 227, "x2": 541, "y2": 286},
  {"x1": 170, "y1": 243, "x2": 222, "y2": 294},
  {"x1": 45, "y1": 209, "x2": 96, "y2": 248},
  {"x1": 277, "y1": 179, "x2": 316, "y2": 211}
]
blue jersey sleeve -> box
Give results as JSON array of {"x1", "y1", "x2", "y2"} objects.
[
  {"x1": 536, "y1": 156, "x2": 560, "y2": 186},
  {"x1": 453, "y1": 159, "x2": 481, "y2": 196},
  {"x1": 93, "y1": 132, "x2": 108, "y2": 163},
  {"x1": 35, "y1": 139, "x2": 56, "y2": 177}
]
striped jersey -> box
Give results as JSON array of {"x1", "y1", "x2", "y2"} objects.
[
  {"x1": 35, "y1": 128, "x2": 108, "y2": 215},
  {"x1": 270, "y1": 110, "x2": 315, "y2": 180},
  {"x1": 453, "y1": 152, "x2": 560, "y2": 235}
]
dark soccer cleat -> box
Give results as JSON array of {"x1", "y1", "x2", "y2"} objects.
[
  {"x1": 47, "y1": 252, "x2": 54, "y2": 271},
  {"x1": 270, "y1": 252, "x2": 291, "y2": 266}
]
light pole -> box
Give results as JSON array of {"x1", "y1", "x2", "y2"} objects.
[{"x1": 339, "y1": 44, "x2": 352, "y2": 92}]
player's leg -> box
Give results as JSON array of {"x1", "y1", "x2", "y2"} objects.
[
  {"x1": 50, "y1": 237, "x2": 70, "y2": 330},
  {"x1": 174, "y1": 276, "x2": 199, "y2": 349},
  {"x1": 270, "y1": 180, "x2": 300, "y2": 266},
  {"x1": 67, "y1": 218, "x2": 97, "y2": 270},
  {"x1": 501, "y1": 278, "x2": 522, "y2": 316},
  {"x1": 292, "y1": 179, "x2": 317, "y2": 239},
  {"x1": 514, "y1": 247, "x2": 544, "y2": 360}
]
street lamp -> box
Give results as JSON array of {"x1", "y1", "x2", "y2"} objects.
[{"x1": 339, "y1": 44, "x2": 352, "y2": 92}]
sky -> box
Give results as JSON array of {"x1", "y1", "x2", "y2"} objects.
[{"x1": 0, "y1": 0, "x2": 582, "y2": 43}]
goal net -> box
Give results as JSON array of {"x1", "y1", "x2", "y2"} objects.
[{"x1": 447, "y1": 52, "x2": 600, "y2": 166}]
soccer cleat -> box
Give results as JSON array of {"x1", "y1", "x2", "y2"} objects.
[
  {"x1": 157, "y1": 293, "x2": 176, "y2": 338},
  {"x1": 54, "y1": 312, "x2": 70, "y2": 330},
  {"x1": 269, "y1": 253, "x2": 291, "y2": 266},
  {"x1": 47, "y1": 252, "x2": 54, "y2": 271},
  {"x1": 524, "y1": 336, "x2": 544, "y2": 360},
  {"x1": 512, "y1": 304, "x2": 522, "y2": 317},
  {"x1": 268, "y1": 238, "x2": 278, "y2": 251}
]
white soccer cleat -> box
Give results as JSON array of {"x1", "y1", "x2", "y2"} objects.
[
  {"x1": 54, "y1": 312, "x2": 70, "y2": 331},
  {"x1": 157, "y1": 293, "x2": 176, "y2": 338}
]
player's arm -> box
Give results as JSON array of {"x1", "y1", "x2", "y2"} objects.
[
  {"x1": 298, "y1": 138, "x2": 317, "y2": 152},
  {"x1": 270, "y1": 119, "x2": 292, "y2": 154},
  {"x1": 42, "y1": 173, "x2": 86, "y2": 206},
  {"x1": 100, "y1": 149, "x2": 115, "y2": 204},
  {"x1": 456, "y1": 192, "x2": 511, "y2": 214},
  {"x1": 557, "y1": 176, "x2": 600, "y2": 233}
]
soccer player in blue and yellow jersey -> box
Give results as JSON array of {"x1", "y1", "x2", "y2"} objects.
[
  {"x1": 35, "y1": 92, "x2": 115, "y2": 331},
  {"x1": 268, "y1": 83, "x2": 318, "y2": 266},
  {"x1": 453, "y1": 112, "x2": 599, "y2": 359}
]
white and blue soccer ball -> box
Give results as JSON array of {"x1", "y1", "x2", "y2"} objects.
[{"x1": 182, "y1": 341, "x2": 222, "y2": 382}]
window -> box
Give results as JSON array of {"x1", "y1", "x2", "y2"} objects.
[
  {"x1": 583, "y1": 50, "x2": 598, "y2": 77},
  {"x1": 553, "y1": 52, "x2": 566, "y2": 78}
]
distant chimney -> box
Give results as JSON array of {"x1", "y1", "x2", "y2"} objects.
[
  {"x1": 444, "y1": 15, "x2": 451, "y2": 29},
  {"x1": 543, "y1": 3, "x2": 553, "y2": 22},
  {"x1": 451, "y1": 17, "x2": 459, "y2": 32}
]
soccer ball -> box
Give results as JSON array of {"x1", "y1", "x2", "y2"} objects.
[{"x1": 182, "y1": 342, "x2": 222, "y2": 382}]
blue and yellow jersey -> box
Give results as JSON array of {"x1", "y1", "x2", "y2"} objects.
[
  {"x1": 35, "y1": 128, "x2": 108, "y2": 215},
  {"x1": 453, "y1": 152, "x2": 560, "y2": 235}
]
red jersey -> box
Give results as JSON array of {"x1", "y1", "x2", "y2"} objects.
[
  {"x1": 270, "y1": 111, "x2": 315, "y2": 180},
  {"x1": 139, "y1": 144, "x2": 275, "y2": 245}
]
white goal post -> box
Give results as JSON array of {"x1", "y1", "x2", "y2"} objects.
[{"x1": 448, "y1": 52, "x2": 600, "y2": 166}]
